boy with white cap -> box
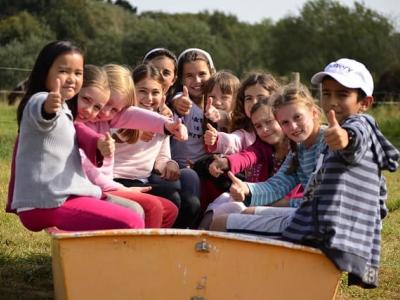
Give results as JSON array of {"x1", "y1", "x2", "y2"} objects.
[{"x1": 211, "y1": 58, "x2": 400, "y2": 288}]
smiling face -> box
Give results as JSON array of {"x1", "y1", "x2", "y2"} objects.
[
  {"x1": 320, "y1": 78, "x2": 370, "y2": 124},
  {"x1": 182, "y1": 60, "x2": 211, "y2": 101},
  {"x1": 150, "y1": 56, "x2": 176, "y2": 92},
  {"x1": 275, "y1": 102, "x2": 318, "y2": 146},
  {"x1": 96, "y1": 90, "x2": 127, "y2": 121},
  {"x1": 208, "y1": 85, "x2": 234, "y2": 112},
  {"x1": 251, "y1": 105, "x2": 285, "y2": 145},
  {"x1": 135, "y1": 77, "x2": 164, "y2": 111},
  {"x1": 45, "y1": 52, "x2": 84, "y2": 101},
  {"x1": 244, "y1": 84, "x2": 270, "y2": 118},
  {"x1": 76, "y1": 86, "x2": 110, "y2": 122}
]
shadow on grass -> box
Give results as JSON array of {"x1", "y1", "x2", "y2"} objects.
[{"x1": 0, "y1": 250, "x2": 53, "y2": 299}]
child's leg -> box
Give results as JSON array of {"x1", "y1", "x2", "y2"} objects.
[
  {"x1": 180, "y1": 168, "x2": 201, "y2": 198},
  {"x1": 105, "y1": 193, "x2": 145, "y2": 219},
  {"x1": 18, "y1": 196, "x2": 144, "y2": 231},
  {"x1": 198, "y1": 211, "x2": 213, "y2": 230},
  {"x1": 221, "y1": 208, "x2": 296, "y2": 237},
  {"x1": 109, "y1": 190, "x2": 178, "y2": 228}
]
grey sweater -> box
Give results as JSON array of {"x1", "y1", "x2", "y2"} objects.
[{"x1": 12, "y1": 92, "x2": 101, "y2": 210}]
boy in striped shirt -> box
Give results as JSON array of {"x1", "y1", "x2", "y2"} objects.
[{"x1": 213, "y1": 58, "x2": 400, "y2": 288}]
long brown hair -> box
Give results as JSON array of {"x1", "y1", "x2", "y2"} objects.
[{"x1": 231, "y1": 72, "x2": 280, "y2": 133}]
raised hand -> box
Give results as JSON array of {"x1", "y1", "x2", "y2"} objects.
[
  {"x1": 165, "y1": 119, "x2": 188, "y2": 141},
  {"x1": 204, "y1": 123, "x2": 218, "y2": 146},
  {"x1": 44, "y1": 78, "x2": 63, "y2": 114},
  {"x1": 324, "y1": 110, "x2": 349, "y2": 150},
  {"x1": 209, "y1": 154, "x2": 229, "y2": 178},
  {"x1": 204, "y1": 97, "x2": 221, "y2": 123},
  {"x1": 228, "y1": 171, "x2": 250, "y2": 202},
  {"x1": 172, "y1": 86, "x2": 192, "y2": 116},
  {"x1": 97, "y1": 132, "x2": 115, "y2": 157}
]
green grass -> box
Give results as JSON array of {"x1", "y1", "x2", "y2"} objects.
[{"x1": 0, "y1": 102, "x2": 399, "y2": 299}]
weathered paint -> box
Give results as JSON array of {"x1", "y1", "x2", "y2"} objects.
[{"x1": 47, "y1": 228, "x2": 341, "y2": 300}]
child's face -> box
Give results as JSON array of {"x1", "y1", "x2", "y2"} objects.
[
  {"x1": 208, "y1": 85, "x2": 233, "y2": 112},
  {"x1": 276, "y1": 103, "x2": 317, "y2": 144},
  {"x1": 76, "y1": 86, "x2": 110, "y2": 122},
  {"x1": 182, "y1": 60, "x2": 211, "y2": 100},
  {"x1": 252, "y1": 105, "x2": 285, "y2": 145},
  {"x1": 244, "y1": 84, "x2": 270, "y2": 118},
  {"x1": 46, "y1": 52, "x2": 84, "y2": 101},
  {"x1": 151, "y1": 56, "x2": 176, "y2": 92},
  {"x1": 96, "y1": 90, "x2": 126, "y2": 121},
  {"x1": 135, "y1": 78, "x2": 164, "y2": 111},
  {"x1": 320, "y1": 78, "x2": 366, "y2": 124}
]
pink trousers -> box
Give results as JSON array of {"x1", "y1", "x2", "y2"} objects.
[
  {"x1": 108, "y1": 190, "x2": 178, "y2": 228},
  {"x1": 18, "y1": 196, "x2": 144, "y2": 232}
]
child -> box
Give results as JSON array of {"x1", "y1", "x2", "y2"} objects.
[
  {"x1": 220, "y1": 82, "x2": 325, "y2": 208},
  {"x1": 198, "y1": 98, "x2": 302, "y2": 229},
  {"x1": 74, "y1": 64, "x2": 144, "y2": 217},
  {"x1": 78, "y1": 63, "x2": 180, "y2": 228},
  {"x1": 113, "y1": 63, "x2": 200, "y2": 228},
  {"x1": 143, "y1": 47, "x2": 177, "y2": 102},
  {"x1": 9, "y1": 40, "x2": 144, "y2": 231},
  {"x1": 170, "y1": 48, "x2": 216, "y2": 167},
  {"x1": 202, "y1": 70, "x2": 240, "y2": 132},
  {"x1": 212, "y1": 58, "x2": 400, "y2": 288},
  {"x1": 204, "y1": 72, "x2": 280, "y2": 155}
]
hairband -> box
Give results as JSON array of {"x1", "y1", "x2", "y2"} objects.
[{"x1": 177, "y1": 48, "x2": 215, "y2": 70}]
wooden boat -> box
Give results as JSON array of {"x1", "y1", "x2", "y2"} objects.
[{"x1": 47, "y1": 228, "x2": 341, "y2": 299}]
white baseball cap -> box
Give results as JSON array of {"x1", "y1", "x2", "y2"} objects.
[{"x1": 311, "y1": 58, "x2": 374, "y2": 96}]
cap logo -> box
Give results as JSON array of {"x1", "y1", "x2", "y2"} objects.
[{"x1": 329, "y1": 63, "x2": 352, "y2": 73}]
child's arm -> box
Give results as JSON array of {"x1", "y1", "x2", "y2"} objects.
[
  {"x1": 75, "y1": 122, "x2": 104, "y2": 167},
  {"x1": 246, "y1": 154, "x2": 300, "y2": 206},
  {"x1": 206, "y1": 129, "x2": 257, "y2": 155},
  {"x1": 226, "y1": 139, "x2": 273, "y2": 175},
  {"x1": 110, "y1": 106, "x2": 188, "y2": 141},
  {"x1": 81, "y1": 153, "x2": 125, "y2": 192}
]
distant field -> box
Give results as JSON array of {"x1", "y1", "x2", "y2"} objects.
[{"x1": 0, "y1": 102, "x2": 399, "y2": 299}]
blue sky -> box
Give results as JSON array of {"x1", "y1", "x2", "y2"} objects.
[{"x1": 129, "y1": 0, "x2": 399, "y2": 29}]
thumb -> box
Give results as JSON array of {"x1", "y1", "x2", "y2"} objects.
[
  {"x1": 227, "y1": 171, "x2": 239, "y2": 183},
  {"x1": 327, "y1": 110, "x2": 339, "y2": 127},
  {"x1": 105, "y1": 132, "x2": 112, "y2": 140},
  {"x1": 206, "y1": 97, "x2": 213, "y2": 110},
  {"x1": 53, "y1": 78, "x2": 61, "y2": 94},
  {"x1": 206, "y1": 123, "x2": 217, "y2": 132},
  {"x1": 182, "y1": 85, "x2": 189, "y2": 97}
]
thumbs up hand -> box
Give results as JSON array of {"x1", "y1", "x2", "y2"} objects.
[
  {"x1": 204, "y1": 123, "x2": 218, "y2": 146},
  {"x1": 165, "y1": 119, "x2": 188, "y2": 141},
  {"x1": 97, "y1": 132, "x2": 115, "y2": 157},
  {"x1": 204, "y1": 97, "x2": 221, "y2": 123},
  {"x1": 324, "y1": 110, "x2": 350, "y2": 150},
  {"x1": 228, "y1": 171, "x2": 250, "y2": 202},
  {"x1": 44, "y1": 78, "x2": 63, "y2": 114},
  {"x1": 172, "y1": 86, "x2": 192, "y2": 116}
]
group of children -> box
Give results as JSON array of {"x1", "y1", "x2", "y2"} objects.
[{"x1": 6, "y1": 40, "x2": 399, "y2": 288}]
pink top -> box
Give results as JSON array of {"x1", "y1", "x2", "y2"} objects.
[
  {"x1": 80, "y1": 106, "x2": 169, "y2": 191},
  {"x1": 207, "y1": 129, "x2": 256, "y2": 155}
]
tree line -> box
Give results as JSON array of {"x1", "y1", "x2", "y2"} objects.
[{"x1": 1, "y1": 0, "x2": 399, "y2": 100}]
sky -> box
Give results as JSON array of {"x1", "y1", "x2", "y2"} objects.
[{"x1": 129, "y1": 0, "x2": 399, "y2": 29}]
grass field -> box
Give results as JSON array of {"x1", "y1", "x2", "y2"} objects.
[{"x1": 0, "y1": 102, "x2": 399, "y2": 299}]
